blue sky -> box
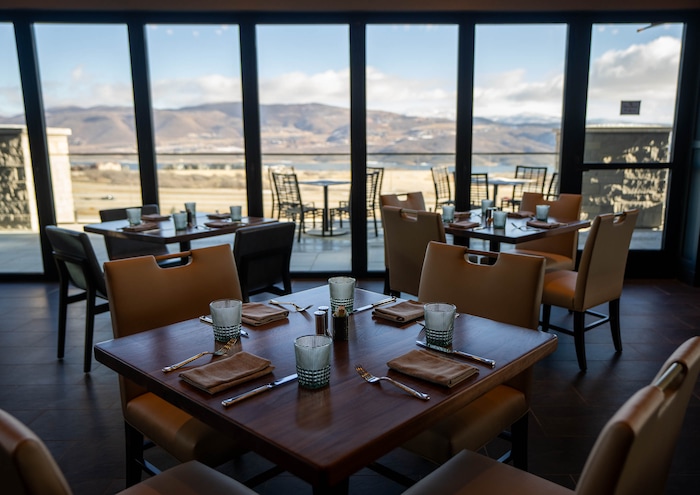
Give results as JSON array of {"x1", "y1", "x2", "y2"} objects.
[{"x1": 0, "y1": 21, "x2": 684, "y2": 125}]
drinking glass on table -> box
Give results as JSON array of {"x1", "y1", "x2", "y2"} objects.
[
  {"x1": 295, "y1": 335, "x2": 332, "y2": 389},
  {"x1": 424, "y1": 302, "x2": 456, "y2": 348},
  {"x1": 173, "y1": 211, "x2": 187, "y2": 230},
  {"x1": 126, "y1": 208, "x2": 142, "y2": 226},
  {"x1": 230, "y1": 205, "x2": 242, "y2": 222},
  {"x1": 210, "y1": 299, "x2": 242, "y2": 342},
  {"x1": 328, "y1": 276, "x2": 355, "y2": 313},
  {"x1": 185, "y1": 202, "x2": 197, "y2": 226},
  {"x1": 493, "y1": 209, "x2": 507, "y2": 229},
  {"x1": 535, "y1": 204, "x2": 550, "y2": 221}
]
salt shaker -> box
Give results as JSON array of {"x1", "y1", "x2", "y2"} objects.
[{"x1": 314, "y1": 310, "x2": 327, "y2": 336}]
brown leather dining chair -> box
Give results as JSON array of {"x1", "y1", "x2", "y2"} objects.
[
  {"x1": 401, "y1": 241, "x2": 545, "y2": 469},
  {"x1": 403, "y1": 336, "x2": 700, "y2": 495},
  {"x1": 514, "y1": 192, "x2": 583, "y2": 272},
  {"x1": 381, "y1": 206, "x2": 445, "y2": 297},
  {"x1": 541, "y1": 210, "x2": 639, "y2": 371},
  {"x1": 103, "y1": 244, "x2": 247, "y2": 486},
  {"x1": 0, "y1": 408, "x2": 259, "y2": 495},
  {"x1": 379, "y1": 191, "x2": 427, "y2": 211}
]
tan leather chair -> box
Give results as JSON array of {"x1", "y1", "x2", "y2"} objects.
[
  {"x1": 514, "y1": 192, "x2": 582, "y2": 272},
  {"x1": 401, "y1": 242, "x2": 545, "y2": 469},
  {"x1": 381, "y1": 206, "x2": 445, "y2": 297},
  {"x1": 403, "y1": 336, "x2": 700, "y2": 495},
  {"x1": 0, "y1": 408, "x2": 259, "y2": 495},
  {"x1": 104, "y1": 244, "x2": 246, "y2": 486},
  {"x1": 380, "y1": 191, "x2": 427, "y2": 211},
  {"x1": 541, "y1": 210, "x2": 639, "y2": 371}
]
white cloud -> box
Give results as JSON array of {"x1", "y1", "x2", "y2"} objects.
[{"x1": 151, "y1": 74, "x2": 242, "y2": 109}]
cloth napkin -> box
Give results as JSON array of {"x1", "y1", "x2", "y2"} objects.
[
  {"x1": 140, "y1": 213, "x2": 170, "y2": 222},
  {"x1": 387, "y1": 349, "x2": 478, "y2": 388},
  {"x1": 241, "y1": 303, "x2": 289, "y2": 326},
  {"x1": 454, "y1": 211, "x2": 472, "y2": 221},
  {"x1": 448, "y1": 220, "x2": 481, "y2": 230},
  {"x1": 207, "y1": 213, "x2": 231, "y2": 220},
  {"x1": 507, "y1": 210, "x2": 534, "y2": 219},
  {"x1": 179, "y1": 351, "x2": 274, "y2": 394},
  {"x1": 122, "y1": 222, "x2": 159, "y2": 232},
  {"x1": 204, "y1": 220, "x2": 236, "y2": 228},
  {"x1": 526, "y1": 219, "x2": 562, "y2": 229},
  {"x1": 373, "y1": 300, "x2": 425, "y2": 323}
]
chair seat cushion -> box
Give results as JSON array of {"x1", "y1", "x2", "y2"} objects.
[
  {"x1": 119, "y1": 460, "x2": 259, "y2": 495},
  {"x1": 125, "y1": 393, "x2": 245, "y2": 464},
  {"x1": 541, "y1": 270, "x2": 578, "y2": 310},
  {"x1": 513, "y1": 249, "x2": 574, "y2": 272},
  {"x1": 403, "y1": 449, "x2": 572, "y2": 495},
  {"x1": 402, "y1": 384, "x2": 528, "y2": 464}
]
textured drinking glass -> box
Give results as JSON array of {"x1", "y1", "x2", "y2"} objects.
[
  {"x1": 493, "y1": 209, "x2": 507, "y2": 229},
  {"x1": 328, "y1": 276, "x2": 356, "y2": 313},
  {"x1": 173, "y1": 212, "x2": 187, "y2": 230},
  {"x1": 230, "y1": 205, "x2": 242, "y2": 222},
  {"x1": 185, "y1": 202, "x2": 197, "y2": 226},
  {"x1": 294, "y1": 335, "x2": 332, "y2": 389},
  {"x1": 536, "y1": 204, "x2": 550, "y2": 221},
  {"x1": 209, "y1": 299, "x2": 242, "y2": 342},
  {"x1": 424, "y1": 303, "x2": 456, "y2": 348},
  {"x1": 481, "y1": 199, "x2": 494, "y2": 214},
  {"x1": 126, "y1": 208, "x2": 141, "y2": 226},
  {"x1": 442, "y1": 204, "x2": 455, "y2": 223}
]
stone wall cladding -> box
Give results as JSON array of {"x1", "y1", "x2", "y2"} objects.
[{"x1": 0, "y1": 129, "x2": 32, "y2": 229}]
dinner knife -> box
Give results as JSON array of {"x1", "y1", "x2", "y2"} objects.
[
  {"x1": 416, "y1": 340, "x2": 496, "y2": 368},
  {"x1": 221, "y1": 373, "x2": 298, "y2": 407},
  {"x1": 353, "y1": 296, "x2": 396, "y2": 313}
]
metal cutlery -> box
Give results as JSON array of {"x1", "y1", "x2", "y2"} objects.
[
  {"x1": 221, "y1": 373, "x2": 298, "y2": 407},
  {"x1": 269, "y1": 299, "x2": 312, "y2": 312},
  {"x1": 355, "y1": 364, "x2": 430, "y2": 400},
  {"x1": 416, "y1": 340, "x2": 496, "y2": 368},
  {"x1": 162, "y1": 336, "x2": 238, "y2": 373},
  {"x1": 353, "y1": 296, "x2": 396, "y2": 313}
]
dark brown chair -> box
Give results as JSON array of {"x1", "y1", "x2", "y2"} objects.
[
  {"x1": 431, "y1": 165, "x2": 454, "y2": 211},
  {"x1": 233, "y1": 222, "x2": 295, "y2": 302},
  {"x1": 99, "y1": 204, "x2": 169, "y2": 260},
  {"x1": 45, "y1": 226, "x2": 109, "y2": 373},
  {"x1": 500, "y1": 166, "x2": 548, "y2": 211},
  {"x1": 334, "y1": 169, "x2": 382, "y2": 237},
  {"x1": 0, "y1": 408, "x2": 259, "y2": 495},
  {"x1": 470, "y1": 173, "x2": 489, "y2": 209},
  {"x1": 271, "y1": 170, "x2": 323, "y2": 241},
  {"x1": 403, "y1": 336, "x2": 700, "y2": 495}
]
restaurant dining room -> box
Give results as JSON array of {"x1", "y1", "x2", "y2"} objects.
[{"x1": 1, "y1": 1, "x2": 700, "y2": 494}]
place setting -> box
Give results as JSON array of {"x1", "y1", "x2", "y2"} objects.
[{"x1": 120, "y1": 207, "x2": 161, "y2": 232}]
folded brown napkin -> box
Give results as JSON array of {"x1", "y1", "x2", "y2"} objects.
[
  {"x1": 448, "y1": 220, "x2": 481, "y2": 230},
  {"x1": 207, "y1": 213, "x2": 231, "y2": 220},
  {"x1": 373, "y1": 300, "x2": 425, "y2": 323},
  {"x1": 387, "y1": 349, "x2": 478, "y2": 388},
  {"x1": 454, "y1": 211, "x2": 472, "y2": 221},
  {"x1": 179, "y1": 351, "x2": 274, "y2": 394},
  {"x1": 122, "y1": 222, "x2": 160, "y2": 232},
  {"x1": 526, "y1": 219, "x2": 562, "y2": 229},
  {"x1": 507, "y1": 210, "x2": 534, "y2": 219},
  {"x1": 241, "y1": 302, "x2": 289, "y2": 326},
  {"x1": 141, "y1": 213, "x2": 170, "y2": 222},
  {"x1": 204, "y1": 220, "x2": 236, "y2": 228}
]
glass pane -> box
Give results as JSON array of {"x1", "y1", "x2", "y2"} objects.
[
  {"x1": 473, "y1": 24, "x2": 567, "y2": 209},
  {"x1": 367, "y1": 24, "x2": 458, "y2": 271},
  {"x1": 257, "y1": 25, "x2": 350, "y2": 272},
  {"x1": 0, "y1": 23, "x2": 42, "y2": 273},
  {"x1": 580, "y1": 168, "x2": 668, "y2": 250},
  {"x1": 147, "y1": 24, "x2": 245, "y2": 232},
  {"x1": 34, "y1": 23, "x2": 139, "y2": 264},
  {"x1": 584, "y1": 23, "x2": 683, "y2": 164}
]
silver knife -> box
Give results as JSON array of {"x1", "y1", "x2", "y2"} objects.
[
  {"x1": 416, "y1": 340, "x2": 496, "y2": 368},
  {"x1": 353, "y1": 296, "x2": 396, "y2": 313},
  {"x1": 199, "y1": 315, "x2": 249, "y2": 338},
  {"x1": 221, "y1": 373, "x2": 298, "y2": 407}
]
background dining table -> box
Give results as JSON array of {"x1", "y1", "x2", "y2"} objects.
[
  {"x1": 298, "y1": 179, "x2": 351, "y2": 236},
  {"x1": 94, "y1": 285, "x2": 557, "y2": 494}
]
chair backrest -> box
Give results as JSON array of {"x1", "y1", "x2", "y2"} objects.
[
  {"x1": 233, "y1": 222, "x2": 295, "y2": 301},
  {"x1": 518, "y1": 192, "x2": 582, "y2": 260},
  {"x1": 365, "y1": 169, "x2": 381, "y2": 211},
  {"x1": 576, "y1": 336, "x2": 700, "y2": 495},
  {"x1": 511, "y1": 166, "x2": 548, "y2": 202},
  {"x1": 574, "y1": 210, "x2": 639, "y2": 311},
  {"x1": 380, "y1": 192, "x2": 427, "y2": 211},
  {"x1": 272, "y1": 170, "x2": 303, "y2": 212},
  {"x1": 382, "y1": 206, "x2": 446, "y2": 296},
  {"x1": 431, "y1": 165, "x2": 453, "y2": 210},
  {"x1": 268, "y1": 165, "x2": 295, "y2": 218},
  {"x1": 470, "y1": 173, "x2": 489, "y2": 208},
  {"x1": 367, "y1": 166, "x2": 384, "y2": 200},
  {"x1": 418, "y1": 242, "x2": 545, "y2": 329},
  {"x1": 0, "y1": 408, "x2": 73, "y2": 495},
  {"x1": 546, "y1": 172, "x2": 560, "y2": 200},
  {"x1": 45, "y1": 226, "x2": 107, "y2": 298},
  {"x1": 98, "y1": 204, "x2": 168, "y2": 260}
]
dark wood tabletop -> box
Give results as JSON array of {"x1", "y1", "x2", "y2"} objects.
[
  {"x1": 94, "y1": 285, "x2": 557, "y2": 493},
  {"x1": 84, "y1": 214, "x2": 277, "y2": 251},
  {"x1": 446, "y1": 209, "x2": 590, "y2": 251}
]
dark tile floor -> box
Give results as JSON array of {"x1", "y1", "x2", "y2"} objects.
[{"x1": 0, "y1": 278, "x2": 698, "y2": 494}]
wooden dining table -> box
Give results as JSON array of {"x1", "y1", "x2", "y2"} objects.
[
  {"x1": 446, "y1": 208, "x2": 590, "y2": 251},
  {"x1": 94, "y1": 285, "x2": 557, "y2": 494},
  {"x1": 84, "y1": 213, "x2": 277, "y2": 251}
]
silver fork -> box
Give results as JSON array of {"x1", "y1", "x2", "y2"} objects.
[
  {"x1": 162, "y1": 336, "x2": 237, "y2": 373},
  {"x1": 355, "y1": 364, "x2": 430, "y2": 400},
  {"x1": 270, "y1": 299, "x2": 312, "y2": 312}
]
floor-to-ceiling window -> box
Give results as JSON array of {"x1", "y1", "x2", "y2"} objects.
[
  {"x1": 146, "y1": 24, "x2": 245, "y2": 223},
  {"x1": 582, "y1": 22, "x2": 684, "y2": 250}
]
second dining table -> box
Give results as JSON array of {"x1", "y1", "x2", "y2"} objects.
[{"x1": 95, "y1": 285, "x2": 557, "y2": 494}]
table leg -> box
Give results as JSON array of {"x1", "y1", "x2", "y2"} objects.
[{"x1": 322, "y1": 185, "x2": 330, "y2": 236}]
